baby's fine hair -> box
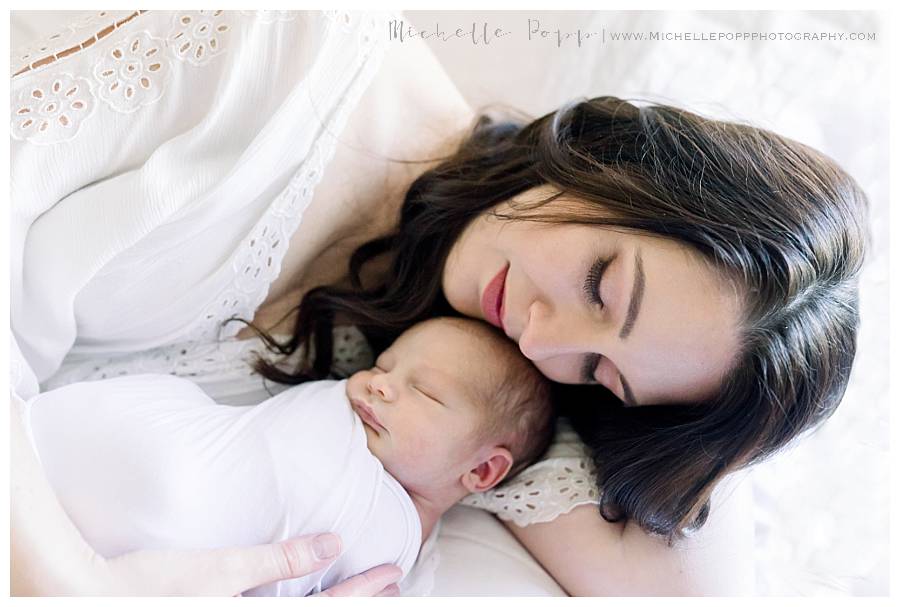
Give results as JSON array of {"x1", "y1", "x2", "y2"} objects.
[{"x1": 433, "y1": 317, "x2": 556, "y2": 481}]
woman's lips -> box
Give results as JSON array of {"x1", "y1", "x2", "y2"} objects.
[
  {"x1": 480, "y1": 263, "x2": 509, "y2": 331},
  {"x1": 351, "y1": 398, "x2": 387, "y2": 434}
]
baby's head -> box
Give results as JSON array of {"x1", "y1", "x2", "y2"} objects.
[{"x1": 346, "y1": 317, "x2": 554, "y2": 502}]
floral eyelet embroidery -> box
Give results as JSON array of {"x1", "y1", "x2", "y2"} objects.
[
  {"x1": 12, "y1": 11, "x2": 147, "y2": 79},
  {"x1": 168, "y1": 10, "x2": 231, "y2": 66},
  {"x1": 11, "y1": 74, "x2": 95, "y2": 145},
  {"x1": 93, "y1": 32, "x2": 170, "y2": 113}
]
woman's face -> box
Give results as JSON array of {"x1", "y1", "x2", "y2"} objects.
[{"x1": 442, "y1": 185, "x2": 744, "y2": 407}]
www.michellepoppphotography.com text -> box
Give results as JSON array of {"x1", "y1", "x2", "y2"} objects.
[{"x1": 387, "y1": 18, "x2": 876, "y2": 47}]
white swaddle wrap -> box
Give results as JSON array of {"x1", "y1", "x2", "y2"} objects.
[{"x1": 25, "y1": 376, "x2": 421, "y2": 597}]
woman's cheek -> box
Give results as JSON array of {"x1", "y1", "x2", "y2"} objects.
[
  {"x1": 532, "y1": 357, "x2": 577, "y2": 384},
  {"x1": 442, "y1": 266, "x2": 480, "y2": 320}
]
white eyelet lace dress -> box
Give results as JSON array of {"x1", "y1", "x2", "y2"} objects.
[{"x1": 10, "y1": 10, "x2": 599, "y2": 597}]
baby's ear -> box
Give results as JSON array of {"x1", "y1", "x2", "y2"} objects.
[{"x1": 461, "y1": 447, "x2": 513, "y2": 494}]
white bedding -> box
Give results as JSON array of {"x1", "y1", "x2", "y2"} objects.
[{"x1": 10, "y1": 10, "x2": 888, "y2": 596}]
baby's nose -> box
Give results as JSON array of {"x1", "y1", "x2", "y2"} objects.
[{"x1": 367, "y1": 374, "x2": 396, "y2": 402}]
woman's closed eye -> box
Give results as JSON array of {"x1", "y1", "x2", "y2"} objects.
[
  {"x1": 580, "y1": 254, "x2": 622, "y2": 387},
  {"x1": 583, "y1": 255, "x2": 610, "y2": 309}
]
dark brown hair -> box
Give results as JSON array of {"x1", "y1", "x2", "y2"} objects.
[{"x1": 228, "y1": 96, "x2": 869, "y2": 541}]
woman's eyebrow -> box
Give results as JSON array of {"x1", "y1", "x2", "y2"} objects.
[
  {"x1": 618, "y1": 248, "x2": 645, "y2": 340},
  {"x1": 615, "y1": 248, "x2": 644, "y2": 407}
]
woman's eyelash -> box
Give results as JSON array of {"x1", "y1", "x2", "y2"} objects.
[{"x1": 583, "y1": 257, "x2": 608, "y2": 308}]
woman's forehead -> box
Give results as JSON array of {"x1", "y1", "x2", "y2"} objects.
[{"x1": 622, "y1": 246, "x2": 743, "y2": 402}]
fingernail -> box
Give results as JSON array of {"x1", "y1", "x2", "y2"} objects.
[
  {"x1": 384, "y1": 583, "x2": 400, "y2": 596},
  {"x1": 313, "y1": 533, "x2": 341, "y2": 560}
]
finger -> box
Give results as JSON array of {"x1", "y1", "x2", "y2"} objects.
[
  {"x1": 180, "y1": 534, "x2": 341, "y2": 595},
  {"x1": 314, "y1": 564, "x2": 402, "y2": 597},
  {"x1": 374, "y1": 583, "x2": 401, "y2": 597},
  {"x1": 107, "y1": 534, "x2": 343, "y2": 596}
]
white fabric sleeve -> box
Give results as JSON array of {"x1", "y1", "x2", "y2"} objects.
[
  {"x1": 459, "y1": 418, "x2": 601, "y2": 526},
  {"x1": 10, "y1": 332, "x2": 43, "y2": 467},
  {"x1": 10, "y1": 10, "x2": 394, "y2": 387},
  {"x1": 10, "y1": 331, "x2": 40, "y2": 403}
]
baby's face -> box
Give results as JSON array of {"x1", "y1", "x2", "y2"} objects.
[{"x1": 345, "y1": 321, "x2": 491, "y2": 494}]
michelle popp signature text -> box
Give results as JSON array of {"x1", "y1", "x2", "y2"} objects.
[{"x1": 388, "y1": 19, "x2": 602, "y2": 48}]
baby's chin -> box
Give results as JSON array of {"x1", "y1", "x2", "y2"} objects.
[
  {"x1": 361, "y1": 423, "x2": 379, "y2": 454},
  {"x1": 359, "y1": 426, "x2": 406, "y2": 485}
]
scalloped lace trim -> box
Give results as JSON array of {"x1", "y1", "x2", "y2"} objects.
[{"x1": 460, "y1": 454, "x2": 600, "y2": 527}]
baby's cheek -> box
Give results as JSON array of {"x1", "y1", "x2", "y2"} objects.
[
  {"x1": 403, "y1": 432, "x2": 430, "y2": 460},
  {"x1": 398, "y1": 432, "x2": 444, "y2": 481}
]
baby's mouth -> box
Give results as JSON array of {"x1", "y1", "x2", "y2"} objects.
[{"x1": 350, "y1": 398, "x2": 388, "y2": 435}]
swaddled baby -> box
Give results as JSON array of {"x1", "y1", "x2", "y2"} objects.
[{"x1": 24, "y1": 317, "x2": 554, "y2": 596}]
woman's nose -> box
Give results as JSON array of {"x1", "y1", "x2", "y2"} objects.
[
  {"x1": 517, "y1": 299, "x2": 597, "y2": 361},
  {"x1": 366, "y1": 373, "x2": 396, "y2": 402}
]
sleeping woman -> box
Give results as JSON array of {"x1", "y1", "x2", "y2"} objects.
[{"x1": 10, "y1": 10, "x2": 868, "y2": 596}]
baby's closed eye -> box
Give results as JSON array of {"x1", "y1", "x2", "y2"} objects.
[{"x1": 412, "y1": 384, "x2": 443, "y2": 405}]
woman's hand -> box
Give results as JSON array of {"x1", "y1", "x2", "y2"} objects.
[
  {"x1": 314, "y1": 563, "x2": 402, "y2": 597},
  {"x1": 97, "y1": 535, "x2": 403, "y2": 596}
]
